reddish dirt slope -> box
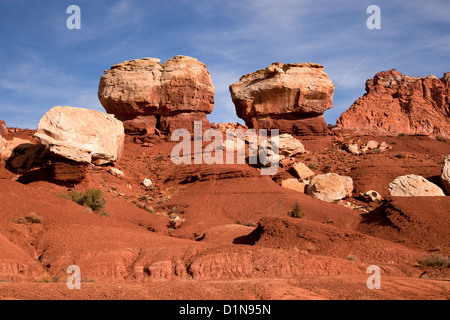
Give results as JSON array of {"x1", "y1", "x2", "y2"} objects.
[{"x1": 0, "y1": 132, "x2": 449, "y2": 300}]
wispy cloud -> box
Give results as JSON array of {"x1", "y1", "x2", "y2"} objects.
[{"x1": 0, "y1": 0, "x2": 448, "y2": 128}]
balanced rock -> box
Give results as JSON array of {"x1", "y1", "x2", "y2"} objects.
[
  {"x1": 230, "y1": 62, "x2": 335, "y2": 135},
  {"x1": 441, "y1": 156, "x2": 450, "y2": 194},
  {"x1": 337, "y1": 70, "x2": 450, "y2": 138},
  {"x1": 388, "y1": 174, "x2": 445, "y2": 197},
  {"x1": 306, "y1": 173, "x2": 353, "y2": 202},
  {"x1": 35, "y1": 106, "x2": 125, "y2": 165},
  {"x1": 98, "y1": 55, "x2": 214, "y2": 134}
]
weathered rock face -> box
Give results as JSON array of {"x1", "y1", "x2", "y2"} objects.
[
  {"x1": 7, "y1": 140, "x2": 44, "y2": 173},
  {"x1": 277, "y1": 134, "x2": 306, "y2": 157},
  {"x1": 98, "y1": 55, "x2": 214, "y2": 134},
  {"x1": 122, "y1": 115, "x2": 157, "y2": 135},
  {"x1": 337, "y1": 70, "x2": 450, "y2": 138},
  {"x1": 159, "y1": 56, "x2": 215, "y2": 114},
  {"x1": 51, "y1": 161, "x2": 88, "y2": 184},
  {"x1": 289, "y1": 162, "x2": 315, "y2": 180},
  {"x1": 388, "y1": 174, "x2": 445, "y2": 197},
  {"x1": 440, "y1": 156, "x2": 450, "y2": 194},
  {"x1": 0, "y1": 136, "x2": 13, "y2": 160},
  {"x1": 281, "y1": 178, "x2": 307, "y2": 193},
  {"x1": 35, "y1": 106, "x2": 125, "y2": 165},
  {"x1": 0, "y1": 120, "x2": 7, "y2": 135},
  {"x1": 305, "y1": 173, "x2": 353, "y2": 202},
  {"x1": 230, "y1": 62, "x2": 335, "y2": 135}
]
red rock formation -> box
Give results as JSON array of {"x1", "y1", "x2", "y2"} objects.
[
  {"x1": 52, "y1": 161, "x2": 87, "y2": 185},
  {"x1": 336, "y1": 70, "x2": 450, "y2": 138},
  {"x1": 98, "y1": 55, "x2": 214, "y2": 134},
  {"x1": 230, "y1": 62, "x2": 335, "y2": 135},
  {"x1": 0, "y1": 120, "x2": 7, "y2": 135},
  {"x1": 122, "y1": 116, "x2": 157, "y2": 135}
]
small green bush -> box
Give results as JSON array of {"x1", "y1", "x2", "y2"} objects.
[
  {"x1": 288, "y1": 200, "x2": 305, "y2": 218},
  {"x1": 58, "y1": 189, "x2": 107, "y2": 216}
]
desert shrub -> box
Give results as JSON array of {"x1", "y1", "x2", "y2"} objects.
[
  {"x1": 346, "y1": 255, "x2": 358, "y2": 261},
  {"x1": 436, "y1": 136, "x2": 446, "y2": 142},
  {"x1": 246, "y1": 221, "x2": 257, "y2": 227},
  {"x1": 13, "y1": 213, "x2": 42, "y2": 224},
  {"x1": 418, "y1": 255, "x2": 450, "y2": 269},
  {"x1": 394, "y1": 153, "x2": 405, "y2": 159},
  {"x1": 138, "y1": 194, "x2": 149, "y2": 202},
  {"x1": 288, "y1": 200, "x2": 305, "y2": 218},
  {"x1": 307, "y1": 163, "x2": 317, "y2": 170},
  {"x1": 58, "y1": 189, "x2": 107, "y2": 215},
  {"x1": 25, "y1": 213, "x2": 42, "y2": 224},
  {"x1": 41, "y1": 275, "x2": 59, "y2": 283}
]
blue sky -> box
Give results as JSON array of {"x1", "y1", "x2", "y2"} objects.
[{"x1": 0, "y1": 0, "x2": 449, "y2": 129}]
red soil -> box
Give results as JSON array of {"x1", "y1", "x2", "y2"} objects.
[{"x1": 0, "y1": 132, "x2": 449, "y2": 300}]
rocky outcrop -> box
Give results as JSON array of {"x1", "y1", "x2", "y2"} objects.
[
  {"x1": 336, "y1": 70, "x2": 450, "y2": 138},
  {"x1": 35, "y1": 106, "x2": 125, "y2": 165},
  {"x1": 0, "y1": 137, "x2": 13, "y2": 160},
  {"x1": 230, "y1": 62, "x2": 335, "y2": 135},
  {"x1": 50, "y1": 161, "x2": 87, "y2": 184},
  {"x1": 98, "y1": 55, "x2": 214, "y2": 134},
  {"x1": 281, "y1": 178, "x2": 307, "y2": 193},
  {"x1": 440, "y1": 156, "x2": 450, "y2": 194},
  {"x1": 289, "y1": 162, "x2": 315, "y2": 180},
  {"x1": 0, "y1": 120, "x2": 7, "y2": 135},
  {"x1": 122, "y1": 115, "x2": 157, "y2": 135},
  {"x1": 388, "y1": 174, "x2": 445, "y2": 197},
  {"x1": 305, "y1": 173, "x2": 353, "y2": 202}
]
